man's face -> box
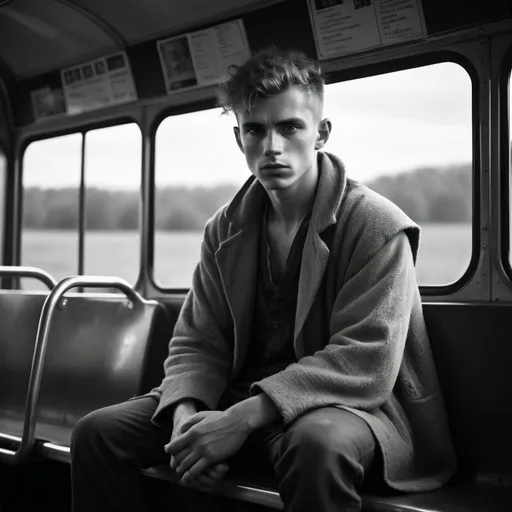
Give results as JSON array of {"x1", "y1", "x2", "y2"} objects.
[{"x1": 233, "y1": 86, "x2": 330, "y2": 192}]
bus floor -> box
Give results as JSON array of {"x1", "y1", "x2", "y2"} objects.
[{"x1": 0, "y1": 460, "x2": 270, "y2": 512}]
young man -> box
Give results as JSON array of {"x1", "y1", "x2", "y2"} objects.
[{"x1": 71, "y1": 47, "x2": 456, "y2": 512}]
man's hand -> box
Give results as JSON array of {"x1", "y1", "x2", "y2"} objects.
[
  {"x1": 165, "y1": 394, "x2": 280, "y2": 485},
  {"x1": 169, "y1": 401, "x2": 229, "y2": 488},
  {"x1": 165, "y1": 408, "x2": 251, "y2": 485}
]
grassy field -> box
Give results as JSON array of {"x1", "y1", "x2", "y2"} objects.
[{"x1": 20, "y1": 223, "x2": 472, "y2": 289}]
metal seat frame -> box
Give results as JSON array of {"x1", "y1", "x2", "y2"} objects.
[{"x1": 0, "y1": 268, "x2": 156, "y2": 464}]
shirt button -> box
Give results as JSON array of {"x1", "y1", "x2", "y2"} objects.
[{"x1": 270, "y1": 320, "x2": 279, "y2": 330}]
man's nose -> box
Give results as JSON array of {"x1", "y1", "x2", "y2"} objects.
[{"x1": 263, "y1": 130, "x2": 283, "y2": 157}]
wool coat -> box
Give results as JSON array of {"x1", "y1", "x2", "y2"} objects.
[{"x1": 151, "y1": 151, "x2": 457, "y2": 492}]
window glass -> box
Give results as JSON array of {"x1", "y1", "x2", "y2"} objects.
[
  {"x1": 154, "y1": 108, "x2": 248, "y2": 287},
  {"x1": 84, "y1": 123, "x2": 141, "y2": 284},
  {"x1": 22, "y1": 133, "x2": 82, "y2": 285},
  {"x1": 154, "y1": 62, "x2": 472, "y2": 289},
  {"x1": 324, "y1": 62, "x2": 472, "y2": 285}
]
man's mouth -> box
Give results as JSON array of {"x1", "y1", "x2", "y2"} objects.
[{"x1": 261, "y1": 163, "x2": 288, "y2": 170}]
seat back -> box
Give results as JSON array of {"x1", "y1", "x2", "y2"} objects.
[
  {"x1": 34, "y1": 292, "x2": 168, "y2": 446},
  {"x1": 137, "y1": 297, "x2": 178, "y2": 395},
  {"x1": 423, "y1": 303, "x2": 512, "y2": 482},
  {"x1": 0, "y1": 286, "x2": 171, "y2": 451},
  {"x1": 0, "y1": 292, "x2": 49, "y2": 438},
  {"x1": 150, "y1": 299, "x2": 512, "y2": 483}
]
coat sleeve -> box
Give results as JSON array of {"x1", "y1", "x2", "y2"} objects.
[
  {"x1": 152, "y1": 223, "x2": 233, "y2": 424},
  {"x1": 251, "y1": 231, "x2": 417, "y2": 425}
]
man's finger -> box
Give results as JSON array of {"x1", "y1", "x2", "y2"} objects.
[
  {"x1": 165, "y1": 430, "x2": 191, "y2": 454},
  {"x1": 204, "y1": 467, "x2": 222, "y2": 480},
  {"x1": 170, "y1": 448, "x2": 190, "y2": 470},
  {"x1": 195, "y1": 472, "x2": 219, "y2": 487},
  {"x1": 176, "y1": 451, "x2": 201, "y2": 477},
  {"x1": 181, "y1": 458, "x2": 210, "y2": 484},
  {"x1": 207, "y1": 463, "x2": 229, "y2": 479},
  {"x1": 191, "y1": 465, "x2": 228, "y2": 487},
  {"x1": 181, "y1": 411, "x2": 209, "y2": 432}
]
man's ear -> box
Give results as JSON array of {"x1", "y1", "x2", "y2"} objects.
[
  {"x1": 233, "y1": 126, "x2": 245, "y2": 154},
  {"x1": 315, "y1": 118, "x2": 332, "y2": 150}
]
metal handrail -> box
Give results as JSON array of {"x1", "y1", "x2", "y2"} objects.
[
  {"x1": 0, "y1": 266, "x2": 57, "y2": 290},
  {"x1": 0, "y1": 275, "x2": 154, "y2": 464}
]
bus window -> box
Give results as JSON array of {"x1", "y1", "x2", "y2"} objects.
[
  {"x1": 154, "y1": 63, "x2": 472, "y2": 289},
  {"x1": 324, "y1": 62, "x2": 472, "y2": 286},
  {"x1": 84, "y1": 123, "x2": 142, "y2": 284},
  {"x1": 22, "y1": 133, "x2": 82, "y2": 285},
  {"x1": 154, "y1": 108, "x2": 248, "y2": 288}
]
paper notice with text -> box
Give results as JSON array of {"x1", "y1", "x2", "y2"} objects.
[
  {"x1": 31, "y1": 86, "x2": 66, "y2": 121},
  {"x1": 61, "y1": 52, "x2": 137, "y2": 115},
  {"x1": 308, "y1": 0, "x2": 427, "y2": 60},
  {"x1": 376, "y1": 0, "x2": 426, "y2": 44},
  {"x1": 158, "y1": 19, "x2": 250, "y2": 93}
]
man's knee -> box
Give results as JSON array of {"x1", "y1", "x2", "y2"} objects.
[
  {"x1": 71, "y1": 405, "x2": 122, "y2": 455},
  {"x1": 71, "y1": 397, "x2": 168, "y2": 471},
  {"x1": 281, "y1": 407, "x2": 375, "y2": 469},
  {"x1": 273, "y1": 408, "x2": 375, "y2": 509}
]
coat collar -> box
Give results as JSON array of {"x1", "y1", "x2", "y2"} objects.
[
  {"x1": 216, "y1": 152, "x2": 348, "y2": 368},
  {"x1": 224, "y1": 151, "x2": 347, "y2": 235}
]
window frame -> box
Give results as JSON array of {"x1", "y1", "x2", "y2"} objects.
[
  {"x1": 149, "y1": 53, "x2": 479, "y2": 294},
  {"x1": 19, "y1": 117, "x2": 143, "y2": 285},
  {"x1": 149, "y1": 98, "x2": 219, "y2": 294},
  {"x1": 499, "y1": 45, "x2": 512, "y2": 284}
]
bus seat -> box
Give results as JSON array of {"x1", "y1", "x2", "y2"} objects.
[
  {"x1": 136, "y1": 297, "x2": 179, "y2": 395},
  {"x1": 422, "y1": 303, "x2": 512, "y2": 482},
  {"x1": 142, "y1": 465, "x2": 512, "y2": 511},
  {"x1": 0, "y1": 292, "x2": 49, "y2": 445},
  {"x1": 138, "y1": 299, "x2": 512, "y2": 512},
  {"x1": 36, "y1": 294, "x2": 160, "y2": 446},
  {"x1": 0, "y1": 283, "x2": 171, "y2": 463},
  {"x1": 34, "y1": 292, "x2": 167, "y2": 449}
]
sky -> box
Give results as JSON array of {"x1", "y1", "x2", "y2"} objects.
[{"x1": 23, "y1": 61, "x2": 474, "y2": 191}]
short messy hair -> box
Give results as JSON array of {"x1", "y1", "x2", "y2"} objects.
[{"x1": 217, "y1": 46, "x2": 325, "y2": 114}]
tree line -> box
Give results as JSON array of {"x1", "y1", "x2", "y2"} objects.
[{"x1": 22, "y1": 163, "x2": 471, "y2": 231}]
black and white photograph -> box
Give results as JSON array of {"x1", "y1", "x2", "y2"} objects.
[
  {"x1": 94, "y1": 60, "x2": 106, "y2": 75},
  {"x1": 0, "y1": 3, "x2": 508, "y2": 512},
  {"x1": 82, "y1": 64, "x2": 93, "y2": 79},
  {"x1": 158, "y1": 35, "x2": 198, "y2": 91},
  {"x1": 106, "y1": 53, "x2": 126, "y2": 72},
  {"x1": 353, "y1": 0, "x2": 372, "y2": 9},
  {"x1": 30, "y1": 86, "x2": 66, "y2": 120},
  {"x1": 314, "y1": 0, "x2": 343, "y2": 10},
  {"x1": 63, "y1": 69, "x2": 74, "y2": 84},
  {"x1": 71, "y1": 67, "x2": 81, "y2": 82}
]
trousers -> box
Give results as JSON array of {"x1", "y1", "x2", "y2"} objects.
[{"x1": 70, "y1": 396, "x2": 376, "y2": 512}]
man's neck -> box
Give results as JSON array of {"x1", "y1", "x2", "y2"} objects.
[{"x1": 267, "y1": 164, "x2": 319, "y2": 231}]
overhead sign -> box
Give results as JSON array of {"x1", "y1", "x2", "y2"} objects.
[
  {"x1": 307, "y1": 0, "x2": 427, "y2": 60},
  {"x1": 30, "y1": 86, "x2": 66, "y2": 121},
  {"x1": 157, "y1": 19, "x2": 250, "y2": 94},
  {"x1": 61, "y1": 51, "x2": 137, "y2": 115}
]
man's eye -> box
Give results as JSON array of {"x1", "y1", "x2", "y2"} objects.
[
  {"x1": 246, "y1": 127, "x2": 262, "y2": 135},
  {"x1": 281, "y1": 125, "x2": 298, "y2": 134}
]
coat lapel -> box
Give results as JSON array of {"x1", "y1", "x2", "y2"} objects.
[
  {"x1": 215, "y1": 228, "x2": 259, "y2": 375},
  {"x1": 215, "y1": 177, "x2": 265, "y2": 375},
  {"x1": 294, "y1": 230, "x2": 330, "y2": 357},
  {"x1": 293, "y1": 152, "x2": 348, "y2": 357}
]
